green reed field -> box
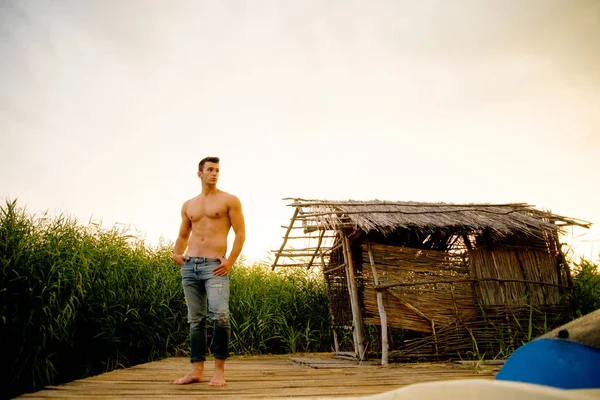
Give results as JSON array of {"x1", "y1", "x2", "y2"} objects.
[
  {"x1": 571, "y1": 257, "x2": 600, "y2": 317},
  {"x1": 2, "y1": 199, "x2": 598, "y2": 399},
  {"x1": 0, "y1": 200, "x2": 332, "y2": 399}
]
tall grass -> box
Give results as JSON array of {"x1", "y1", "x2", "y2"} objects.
[
  {"x1": 229, "y1": 263, "x2": 332, "y2": 355},
  {"x1": 0, "y1": 200, "x2": 187, "y2": 399},
  {"x1": 571, "y1": 257, "x2": 600, "y2": 316},
  {"x1": 1, "y1": 199, "x2": 333, "y2": 399}
]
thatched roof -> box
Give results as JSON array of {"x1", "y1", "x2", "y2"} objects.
[
  {"x1": 290, "y1": 198, "x2": 588, "y2": 235},
  {"x1": 272, "y1": 198, "x2": 590, "y2": 269}
]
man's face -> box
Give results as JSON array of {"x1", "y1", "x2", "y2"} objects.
[{"x1": 199, "y1": 162, "x2": 219, "y2": 185}]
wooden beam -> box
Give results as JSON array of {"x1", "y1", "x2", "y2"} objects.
[
  {"x1": 307, "y1": 229, "x2": 326, "y2": 269},
  {"x1": 285, "y1": 200, "x2": 530, "y2": 208},
  {"x1": 283, "y1": 235, "x2": 337, "y2": 239},
  {"x1": 340, "y1": 229, "x2": 367, "y2": 361},
  {"x1": 280, "y1": 224, "x2": 350, "y2": 231},
  {"x1": 375, "y1": 277, "x2": 570, "y2": 291},
  {"x1": 367, "y1": 240, "x2": 388, "y2": 365},
  {"x1": 272, "y1": 207, "x2": 300, "y2": 270},
  {"x1": 323, "y1": 263, "x2": 346, "y2": 274},
  {"x1": 273, "y1": 252, "x2": 322, "y2": 257},
  {"x1": 273, "y1": 246, "x2": 330, "y2": 252},
  {"x1": 272, "y1": 245, "x2": 338, "y2": 260},
  {"x1": 272, "y1": 263, "x2": 313, "y2": 267},
  {"x1": 296, "y1": 208, "x2": 529, "y2": 218}
]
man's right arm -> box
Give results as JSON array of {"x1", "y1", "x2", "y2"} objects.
[{"x1": 173, "y1": 202, "x2": 192, "y2": 266}]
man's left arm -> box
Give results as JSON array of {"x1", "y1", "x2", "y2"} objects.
[{"x1": 215, "y1": 195, "x2": 246, "y2": 276}]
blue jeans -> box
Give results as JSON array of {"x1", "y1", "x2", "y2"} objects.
[{"x1": 180, "y1": 257, "x2": 230, "y2": 362}]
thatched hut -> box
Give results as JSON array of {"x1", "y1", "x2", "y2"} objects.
[{"x1": 272, "y1": 198, "x2": 590, "y2": 364}]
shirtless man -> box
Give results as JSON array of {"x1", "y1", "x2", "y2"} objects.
[{"x1": 172, "y1": 156, "x2": 245, "y2": 386}]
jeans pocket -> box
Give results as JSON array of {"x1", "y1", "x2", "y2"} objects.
[{"x1": 180, "y1": 261, "x2": 192, "y2": 276}]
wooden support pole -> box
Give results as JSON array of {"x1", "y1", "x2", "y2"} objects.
[
  {"x1": 366, "y1": 240, "x2": 388, "y2": 365},
  {"x1": 431, "y1": 320, "x2": 439, "y2": 356},
  {"x1": 340, "y1": 230, "x2": 366, "y2": 360},
  {"x1": 279, "y1": 225, "x2": 307, "y2": 229},
  {"x1": 341, "y1": 234, "x2": 360, "y2": 358}
]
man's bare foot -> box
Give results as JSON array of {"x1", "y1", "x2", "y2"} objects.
[
  {"x1": 208, "y1": 374, "x2": 226, "y2": 386},
  {"x1": 174, "y1": 371, "x2": 204, "y2": 385},
  {"x1": 209, "y1": 359, "x2": 227, "y2": 386},
  {"x1": 174, "y1": 362, "x2": 204, "y2": 385}
]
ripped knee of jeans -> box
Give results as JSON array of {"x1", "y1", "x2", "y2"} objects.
[
  {"x1": 189, "y1": 317, "x2": 206, "y2": 331},
  {"x1": 208, "y1": 282, "x2": 226, "y2": 292},
  {"x1": 211, "y1": 312, "x2": 230, "y2": 327}
]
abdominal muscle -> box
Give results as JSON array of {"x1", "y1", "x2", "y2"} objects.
[{"x1": 186, "y1": 219, "x2": 230, "y2": 258}]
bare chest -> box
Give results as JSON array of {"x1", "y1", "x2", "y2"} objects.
[{"x1": 187, "y1": 198, "x2": 229, "y2": 223}]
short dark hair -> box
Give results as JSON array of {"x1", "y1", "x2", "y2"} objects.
[{"x1": 199, "y1": 156, "x2": 220, "y2": 172}]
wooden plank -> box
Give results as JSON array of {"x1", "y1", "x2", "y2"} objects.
[{"x1": 17, "y1": 354, "x2": 496, "y2": 399}]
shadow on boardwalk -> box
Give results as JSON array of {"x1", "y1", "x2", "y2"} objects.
[{"x1": 17, "y1": 353, "x2": 498, "y2": 399}]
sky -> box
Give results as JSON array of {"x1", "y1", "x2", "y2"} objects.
[{"x1": 1, "y1": 0, "x2": 599, "y2": 263}]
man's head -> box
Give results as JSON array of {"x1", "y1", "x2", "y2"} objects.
[
  {"x1": 199, "y1": 156, "x2": 220, "y2": 172},
  {"x1": 198, "y1": 156, "x2": 220, "y2": 186}
]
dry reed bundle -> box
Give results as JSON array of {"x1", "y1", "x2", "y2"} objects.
[
  {"x1": 355, "y1": 237, "x2": 571, "y2": 359},
  {"x1": 388, "y1": 304, "x2": 570, "y2": 360},
  {"x1": 471, "y1": 246, "x2": 564, "y2": 307},
  {"x1": 360, "y1": 243, "x2": 476, "y2": 332}
]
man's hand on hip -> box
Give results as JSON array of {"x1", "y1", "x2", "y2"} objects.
[
  {"x1": 214, "y1": 256, "x2": 232, "y2": 276},
  {"x1": 173, "y1": 254, "x2": 187, "y2": 266}
]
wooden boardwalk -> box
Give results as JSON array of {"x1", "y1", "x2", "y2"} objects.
[{"x1": 18, "y1": 353, "x2": 498, "y2": 399}]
